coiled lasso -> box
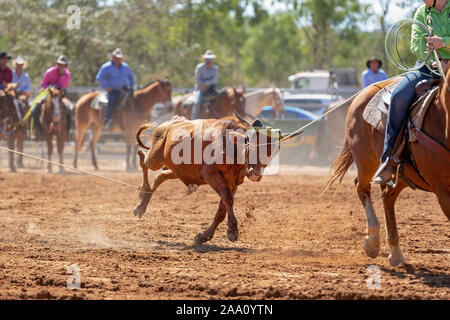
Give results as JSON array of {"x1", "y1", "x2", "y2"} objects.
[{"x1": 385, "y1": 17, "x2": 447, "y2": 81}]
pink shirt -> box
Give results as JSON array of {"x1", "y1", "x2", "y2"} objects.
[{"x1": 41, "y1": 66, "x2": 71, "y2": 90}]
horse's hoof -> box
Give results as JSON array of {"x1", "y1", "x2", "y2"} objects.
[
  {"x1": 388, "y1": 245, "x2": 406, "y2": 267},
  {"x1": 227, "y1": 228, "x2": 239, "y2": 242},
  {"x1": 363, "y1": 236, "x2": 380, "y2": 258}
]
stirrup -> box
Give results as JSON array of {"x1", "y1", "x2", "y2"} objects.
[{"x1": 373, "y1": 157, "x2": 401, "y2": 188}]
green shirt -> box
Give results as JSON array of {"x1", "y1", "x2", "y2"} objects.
[{"x1": 411, "y1": 3, "x2": 450, "y2": 60}]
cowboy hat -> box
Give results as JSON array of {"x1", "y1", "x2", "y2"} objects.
[
  {"x1": 202, "y1": 50, "x2": 216, "y2": 60},
  {"x1": 111, "y1": 48, "x2": 124, "y2": 59},
  {"x1": 366, "y1": 56, "x2": 382, "y2": 69},
  {"x1": 13, "y1": 56, "x2": 28, "y2": 69},
  {"x1": 0, "y1": 52, "x2": 11, "y2": 60},
  {"x1": 56, "y1": 55, "x2": 69, "y2": 65}
]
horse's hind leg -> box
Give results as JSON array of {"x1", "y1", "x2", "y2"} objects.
[
  {"x1": 89, "y1": 124, "x2": 102, "y2": 171},
  {"x1": 355, "y1": 162, "x2": 381, "y2": 258},
  {"x1": 57, "y1": 131, "x2": 66, "y2": 174},
  {"x1": 17, "y1": 129, "x2": 25, "y2": 168},
  {"x1": 381, "y1": 181, "x2": 407, "y2": 266},
  {"x1": 7, "y1": 135, "x2": 16, "y2": 172}
]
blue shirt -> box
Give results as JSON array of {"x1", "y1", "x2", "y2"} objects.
[
  {"x1": 361, "y1": 69, "x2": 388, "y2": 88},
  {"x1": 194, "y1": 62, "x2": 218, "y2": 90},
  {"x1": 12, "y1": 71, "x2": 31, "y2": 93},
  {"x1": 96, "y1": 61, "x2": 135, "y2": 90}
]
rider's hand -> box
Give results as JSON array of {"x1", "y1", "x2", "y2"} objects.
[
  {"x1": 200, "y1": 84, "x2": 207, "y2": 91},
  {"x1": 431, "y1": 60, "x2": 447, "y2": 71},
  {"x1": 427, "y1": 36, "x2": 445, "y2": 51}
]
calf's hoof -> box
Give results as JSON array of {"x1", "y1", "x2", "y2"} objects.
[
  {"x1": 194, "y1": 232, "x2": 211, "y2": 245},
  {"x1": 133, "y1": 205, "x2": 146, "y2": 218},
  {"x1": 227, "y1": 228, "x2": 239, "y2": 242}
]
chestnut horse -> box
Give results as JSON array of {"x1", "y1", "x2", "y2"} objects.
[
  {"x1": 0, "y1": 83, "x2": 27, "y2": 172},
  {"x1": 323, "y1": 71, "x2": 450, "y2": 267},
  {"x1": 73, "y1": 80, "x2": 172, "y2": 171},
  {"x1": 39, "y1": 88, "x2": 69, "y2": 173},
  {"x1": 173, "y1": 88, "x2": 246, "y2": 120}
]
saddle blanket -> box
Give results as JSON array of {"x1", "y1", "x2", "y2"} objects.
[{"x1": 362, "y1": 78, "x2": 438, "y2": 133}]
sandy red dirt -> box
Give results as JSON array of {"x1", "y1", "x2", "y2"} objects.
[{"x1": 0, "y1": 161, "x2": 448, "y2": 299}]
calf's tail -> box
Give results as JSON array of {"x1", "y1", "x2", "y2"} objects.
[{"x1": 136, "y1": 122, "x2": 157, "y2": 150}]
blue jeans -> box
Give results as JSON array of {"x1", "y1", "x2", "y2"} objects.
[
  {"x1": 380, "y1": 64, "x2": 438, "y2": 162},
  {"x1": 191, "y1": 85, "x2": 216, "y2": 119},
  {"x1": 105, "y1": 89, "x2": 120, "y2": 124}
]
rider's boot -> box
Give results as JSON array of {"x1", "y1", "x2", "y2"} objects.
[
  {"x1": 105, "y1": 118, "x2": 114, "y2": 130},
  {"x1": 373, "y1": 158, "x2": 396, "y2": 185}
]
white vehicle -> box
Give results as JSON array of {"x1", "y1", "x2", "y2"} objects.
[
  {"x1": 288, "y1": 71, "x2": 331, "y2": 91},
  {"x1": 282, "y1": 92, "x2": 334, "y2": 116}
]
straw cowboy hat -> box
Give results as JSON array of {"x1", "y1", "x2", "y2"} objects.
[
  {"x1": 366, "y1": 56, "x2": 382, "y2": 69},
  {"x1": 202, "y1": 50, "x2": 216, "y2": 60},
  {"x1": 111, "y1": 48, "x2": 124, "y2": 59},
  {"x1": 13, "y1": 56, "x2": 28, "y2": 69},
  {"x1": 56, "y1": 55, "x2": 69, "y2": 65}
]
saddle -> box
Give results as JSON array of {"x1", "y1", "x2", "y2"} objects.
[
  {"x1": 183, "y1": 88, "x2": 223, "y2": 118},
  {"x1": 363, "y1": 77, "x2": 439, "y2": 137},
  {"x1": 363, "y1": 77, "x2": 441, "y2": 189},
  {"x1": 91, "y1": 89, "x2": 133, "y2": 129}
]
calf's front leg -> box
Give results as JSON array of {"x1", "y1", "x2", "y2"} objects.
[{"x1": 200, "y1": 165, "x2": 238, "y2": 242}]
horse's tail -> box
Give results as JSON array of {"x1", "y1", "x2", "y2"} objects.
[
  {"x1": 136, "y1": 122, "x2": 157, "y2": 150},
  {"x1": 321, "y1": 140, "x2": 354, "y2": 194}
]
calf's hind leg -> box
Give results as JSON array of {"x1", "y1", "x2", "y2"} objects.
[{"x1": 133, "y1": 150, "x2": 178, "y2": 218}]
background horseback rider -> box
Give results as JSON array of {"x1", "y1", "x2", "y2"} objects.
[
  {"x1": 31, "y1": 55, "x2": 71, "y2": 139},
  {"x1": 374, "y1": 0, "x2": 450, "y2": 185},
  {"x1": 41, "y1": 55, "x2": 71, "y2": 92},
  {"x1": 96, "y1": 48, "x2": 135, "y2": 130},
  {"x1": 361, "y1": 56, "x2": 388, "y2": 88},
  {"x1": 0, "y1": 52, "x2": 12, "y2": 90},
  {"x1": 191, "y1": 49, "x2": 219, "y2": 119},
  {"x1": 12, "y1": 56, "x2": 31, "y2": 102}
]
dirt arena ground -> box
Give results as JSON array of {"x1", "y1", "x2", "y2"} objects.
[{"x1": 0, "y1": 145, "x2": 448, "y2": 300}]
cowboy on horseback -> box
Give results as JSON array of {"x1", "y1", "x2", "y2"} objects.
[
  {"x1": 12, "y1": 56, "x2": 31, "y2": 102},
  {"x1": 0, "y1": 52, "x2": 13, "y2": 90},
  {"x1": 374, "y1": 0, "x2": 450, "y2": 185},
  {"x1": 96, "y1": 48, "x2": 135, "y2": 130},
  {"x1": 191, "y1": 50, "x2": 219, "y2": 119},
  {"x1": 41, "y1": 55, "x2": 71, "y2": 92}
]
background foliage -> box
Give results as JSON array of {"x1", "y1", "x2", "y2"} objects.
[{"x1": 0, "y1": 0, "x2": 423, "y2": 88}]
